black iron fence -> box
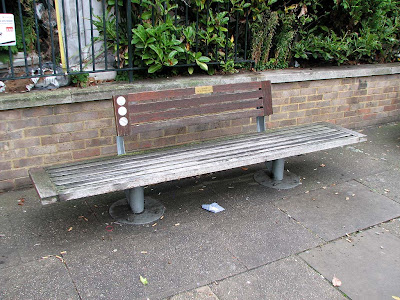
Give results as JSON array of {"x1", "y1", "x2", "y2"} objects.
[{"x1": 0, "y1": 0, "x2": 254, "y2": 83}]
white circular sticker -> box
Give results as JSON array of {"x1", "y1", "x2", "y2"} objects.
[
  {"x1": 119, "y1": 117, "x2": 128, "y2": 127},
  {"x1": 116, "y1": 96, "x2": 126, "y2": 106},
  {"x1": 118, "y1": 106, "x2": 127, "y2": 116}
]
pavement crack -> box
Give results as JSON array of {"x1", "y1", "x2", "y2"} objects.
[{"x1": 58, "y1": 254, "x2": 83, "y2": 300}]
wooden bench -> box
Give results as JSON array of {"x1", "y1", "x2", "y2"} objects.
[{"x1": 29, "y1": 81, "x2": 366, "y2": 224}]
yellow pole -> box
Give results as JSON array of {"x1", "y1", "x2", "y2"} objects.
[{"x1": 54, "y1": 0, "x2": 67, "y2": 72}]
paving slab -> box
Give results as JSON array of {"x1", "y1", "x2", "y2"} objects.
[
  {"x1": 0, "y1": 257, "x2": 79, "y2": 300},
  {"x1": 380, "y1": 218, "x2": 400, "y2": 239},
  {"x1": 356, "y1": 122, "x2": 400, "y2": 168},
  {"x1": 0, "y1": 209, "x2": 20, "y2": 269},
  {"x1": 274, "y1": 180, "x2": 400, "y2": 241},
  {"x1": 63, "y1": 219, "x2": 246, "y2": 300},
  {"x1": 168, "y1": 286, "x2": 219, "y2": 300},
  {"x1": 358, "y1": 169, "x2": 400, "y2": 203},
  {"x1": 299, "y1": 228, "x2": 400, "y2": 299},
  {"x1": 210, "y1": 256, "x2": 345, "y2": 300}
]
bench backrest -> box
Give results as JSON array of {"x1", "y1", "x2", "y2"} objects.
[{"x1": 113, "y1": 80, "x2": 272, "y2": 137}]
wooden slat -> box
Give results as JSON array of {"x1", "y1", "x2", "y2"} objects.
[
  {"x1": 57, "y1": 132, "x2": 364, "y2": 201},
  {"x1": 261, "y1": 81, "x2": 273, "y2": 115},
  {"x1": 47, "y1": 124, "x2": 333, "y2": 177},
  {"x1": 130, "y1": 98, "x2": 262, "y2": 123},
  {"x1": 46, "y1": 123, "x2": 331, "y2": 175},
  {"x1": 29, "y1": 168, "x2": 59, "y2": 205},
  {"x1": 55, "y1": 131, "x2": 350, "y2": 189},
  {"x1": 49, "y1": 127, "x2": 341, "y2": 185},
  {"x1": 128, "y1": 90, "x2": 263, "y2": 114}
]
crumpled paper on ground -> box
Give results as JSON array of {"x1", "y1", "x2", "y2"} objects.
[{"x1": 202, "y1": 202, "x2": 225, "y2": 213}]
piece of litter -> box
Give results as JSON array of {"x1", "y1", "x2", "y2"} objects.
[
  {"x1": 79, "y1": 216, "x2": 88, "y2": 222},
  {"x1": 113, "y1": 249, "x2": 117, "y2": 252},
  {"x1": 160, "y1": 216, "x2": 164, "y2": 220},
  {"x1": 174, "y1": 223, "x2": 180, "y2": 226},
  {"x1": 152, "y1": 223, "x2": 157, "y2": 227},
  {"x1": 141, "y1": 251, "x2": 148, "y2": 254},
  {"x1": 140, "y1": 275, "x2": 148, "y2": 286},
  {"x1": 228, "y1": 186, "x2": 234, "y2": 189},
  {"x1": 380, "y1": 246, "x2": 384, "y2": 249},
  {"x1": 332, "y1": 276, "x2": 342, "y2": 287},
  {"x1": 202, "y1": 203, "x2": 225, "y2": 213},
  {"x1": 346, "y1": 238, "x2": 352, "y2": 243},
  {"x1": 320, "y1": 164, "x2": 326, "y2": 167},
  {"x1": 60, "y1": 251, "x2": 67, "y2": 255},
  {"x1": 345, "y1": 197, "x2": 350, "y2": 201},
  {"x1": 67, "y1": 227, "x2": 73, "y2": 232}
]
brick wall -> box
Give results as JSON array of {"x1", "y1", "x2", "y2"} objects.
[{"x1": 1, "y1": 74, "x2": 399, "y2": 192}]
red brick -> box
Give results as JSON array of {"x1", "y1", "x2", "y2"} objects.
[
  {"x1": 300, "y1": 88, "x2": 317, "y2": 96},
  {"x1": 24, "y1": 126, "x2": 53, "y2": 137},
  {"x1": 0, "y1": 180, "x2": 14, "y2": 192},
  {"x1": 44, "y1": 153, "x2": 73, "y2": 164},
  {"x1": 0, "y1": 131, "x2": 23, "y2": 141},
  {"x1": 0, "y1": 149, "x2": 26, "y2": 161},
  {"x1": 69, "y1": 111, "x2": 101, "y2": 122},
  {"x1": 53, "y1": 122, "x2": 84, "y2": 133},
  {"x1": 358, "y1": 108, "x2": 371, "y2": 114},
  {"x1": 71, "y1": 130, "x2": 99, "y2": 141},
  {"x1": 272, "y1": 82, "x2": 300, "y2": 91},
  {"x1": 231, "y1": 118, "x2": 250, "y2": 127},
  {"x1": 323, "y1": 92, "x2": 338, "y2": 100},
  {"x1": 315, "y1": 101, "x2": 331, "y2": 108},
  {"x1": 341, "y1": 78, "x2": 356, "y2": 85},
  {"x1": 307, "y1": 95, "x2": 323, "y2": 102},
  {"x1": 58, "y1": 140, "x2": 86, "y2": 151},
  {"x1": 336, "y1": 105, "x2": 350, "y2": 112},
  {"x1": 281, "y1": 89, "x2": 300, "y2": 98},
  {"x1": 299, "y1": 103, "x2": 316, "y2": 110},
  {"x1": 54, "y1": 103, "x2": 85, "y2": 114},
  {"x1": 164, "y1": 127, "x2": 187, "y2": 136},
  {"x1": 0, "y1": 169, "x2": 28, "y2": 181},
  {"x1": 241, "y1": 124, "x2": 257, "y2": 133},
  {"x1": 288, "y1": 111, "x2": 306, "y2": 119},
  {"x1": 0, "y1": 161, "x2": 12, "y2": 170},
  {"x1": 187, "y1": 123, "x2": 209, "y2": 133},
  {"x1": 279, "y1": 119, "x2": 296, "y2": 127},
  {"x1": 85, "y1": 119, "x2": 112, "y2": 129},
  {"x1": 353, "y1": 90, "x2": 367, "y2": 96},
  {"x1": 270, "y1": 112, "x2": 288, "y2": 121},
  {"x1": 296, "y1": 117, "x2": 313, "y2": 125},
  {"x1": 85, "y1": 137, "x2": 113, "y2": 148},
  {"x1": 22, "y1": 106, "x2": 54, "y2": 118},
  {"x1": 140, "y1": 129, "x2": 164, "y2": 140},
  {"x1": 73, "y1": 148, "x2": 100, "y2": 160},
  {"x1": 100, "y1": 145, "x2": 118, "y2": 155},
  {"x1": 317, "y1": 86, "x2": 334, "y2": 94},
  {"x1": 13, "y1": 138, "x2": 41, "y2": 149},
  {"x1": 384, "y1": 105, "x2": 397, "y2": 111},
  {"x1": 290, "y1": 96, "x2": 306, "y2": 104},
  {"x1": 0, "y1": 110, "x2": 22, "y2": 120},
  {"x1": 7, "y1": 118, "x2": 39, "y2": 130},
  {"x1": 13, "y1": 157, "x2": 44, "y2": 168},
  {"x1": 41, "y1": 134, "x2": 72, "y2": 145},
  {"x1": 272, "y1": 98, "x2": 290, "y2": 106},
  {"x1": 152, "y1": 136, "x2": 177, "y2": 148},
  {"x1": 27, "y1": 145, "x2": 57, "y2": 157},
  {"x1": 281, "y1": 104, "x2": 299, "y2": 112},
  {"x1": 39, "y1": 114, "x2": 69, "y2": 126}
]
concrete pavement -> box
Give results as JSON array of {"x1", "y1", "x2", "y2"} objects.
[{"x1": 1, "y1": 122, "x2": 400, "y2": 299}]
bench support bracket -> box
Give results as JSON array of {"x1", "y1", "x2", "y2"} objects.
[{"x1": 254, "y1": 158, "x2": 300, "y2": 190}]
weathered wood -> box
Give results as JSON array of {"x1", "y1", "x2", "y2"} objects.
[
  {"x1": 261, "y1": 81, "x2": 273, "y2": 115},
  {"x1": 29, "y1": 168, "x2": 59, "y2": 205}
]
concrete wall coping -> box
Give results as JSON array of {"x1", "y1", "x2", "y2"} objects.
[{"x1": 1, "y1": 62, "x2": 400, "y2": 111}]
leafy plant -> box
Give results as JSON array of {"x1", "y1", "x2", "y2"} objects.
[{"x1": 70, "y1": 72, "x2": 89, "y2": 87}]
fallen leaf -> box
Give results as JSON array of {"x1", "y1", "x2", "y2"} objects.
[
  {"x1": 332, "y1": 276, "x2": 342, "y2": 287},
  {"x1": 79, "y1": 216, "x2": 88, "y2": 222},
  {"x1": 140, "y1": 275, "x2": 148, "y2": 286},
  {"x1": 241, "y1": 167, "x2": 249, "y2": 171},
  {"x1": 320, "y1": 164, "x2": 326, "y2": 167}
]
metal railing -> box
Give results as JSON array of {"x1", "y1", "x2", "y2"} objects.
[{"x1": 0, "y1": 0, "x2": 254, "y2": 83}]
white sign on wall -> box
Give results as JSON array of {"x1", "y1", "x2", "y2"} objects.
[{"x1": 0, "y1": 14, "x2": 16, "y2": 46}]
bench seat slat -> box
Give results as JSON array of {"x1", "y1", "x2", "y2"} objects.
[
  {"x1": 46, "y1": 123, "x2": 330, "y2": 174},
  {"x1": 47, "y1": 124, "x2": 337, "y2": 179},
  {"x1": 57, "y1": 131, "x2": 364, "y2": 201},
  {"x1": 55, "y1": 131, "x2": 350, "y2": 189},
  {"x1": 29, "y1": 123, "x2": 366, "y2": 202},
  {"x1": 49, "y1": 126, "x2": 341, "y2": 184}
]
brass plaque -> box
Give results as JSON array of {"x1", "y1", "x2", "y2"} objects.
[{"x1": 195, "y1": 86, "x2": 213, "y2": 94}]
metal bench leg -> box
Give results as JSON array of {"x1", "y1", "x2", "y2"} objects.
[
  {"x1": 109, "y1": 186, "x2": 165, "y2": 225},
  {"x1": 254, "y1": 158, "x2": 300, "y2": 190}
]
